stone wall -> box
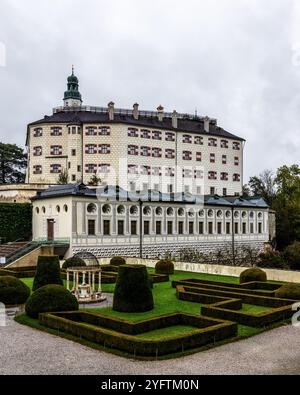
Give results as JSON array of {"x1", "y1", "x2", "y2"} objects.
[{"x1": 6, "y1": 245, "x2": 54, "y2": 269}]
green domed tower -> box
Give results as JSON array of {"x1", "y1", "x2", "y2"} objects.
[{"x1": 63, "y1": 66, "x2": 82, "y2": 107}]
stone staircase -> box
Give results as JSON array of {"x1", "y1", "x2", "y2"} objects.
[{"x1": 0, "y1": 242, "x2": 30, "y2": 260}]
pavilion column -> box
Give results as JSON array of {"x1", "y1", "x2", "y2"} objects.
[
  {"x1": 88, "y1": 271, "x2": 91, "y2": 290},
  {"x1": 66, "y1": 271, "x2": 70, "y2": 291},
  {"x1": 92, "y1": 273, "x2": 95, "y2": 292},
  {"x1": 98, "y1": 271, "x2": 101, "y2": 293},
  {"x1": 83, "y1": 271, "x2": 86, "y2": 284}
]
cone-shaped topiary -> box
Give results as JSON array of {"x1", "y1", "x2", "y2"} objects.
[
  {"x1": 275, "y1": 283, "x2": 300, "y2": 300},
  {"x1": 110, "y1": 256, "x2": 126, "y2": 266},
  {"x1": 0, "y1": 276, "x2": 30, "y2": 305},
  {"x1": 240, "y1": 268, "x2": 267, "y2": 284},
  {"x1": 62, "y1": 256, "x2": 86, "y2": 270},
  {"x1": 113, "y1": 265, "x2": 154, "y2": 312},
  {"x1": 33, "y1": 255, "x2": 63, "y2": 291},
  {"x1": 155, "y1": 259, "x2": 174, "y2": 275},
  {"x1": 25, "y1": 284, "x2": 79, "y2": 318}
]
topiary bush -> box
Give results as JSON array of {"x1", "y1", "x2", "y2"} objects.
[
  {"x1": 155, "y1": 259, "x2": 174, "y2": 275},
  {"x1": 113, "y1": 265, "x2": 154, "y2": 313},
  {"x1": 62, "y1": 256, "x2": 86, "y2": 270},
  {"x1": 283, "y1": 242, "x2": 300, "y2": 271},
  {"x1": 33, "y1": 255, "x2": 63, "y2": 291},
  {"x1": 0, "y1": 276, "x2": 30, "y2": 305},
  {"x1": 240, "y1": 268, "x2": 267, "y2": 284},
  {"x1": 25, "y1": 284, "x2": 79, "y2": 319},
  {"x1": 275, "y1": 283, "x2": 300, "y2": 300},
  {"x1": 110, "y1": 256, "x2": 126, "y2": 266}
]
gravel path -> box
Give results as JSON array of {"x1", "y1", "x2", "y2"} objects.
[{"x1": 1, "y1": 316, "x2": 300, "y2": 375}]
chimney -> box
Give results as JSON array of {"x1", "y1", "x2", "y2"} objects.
[
  {"x1": 172, "y1": 110, "x2": 178, "y2": 129},
  {"x1": 157, "y1": 105, "x2": 164, "y2": 122},
  {"x1": 108, "y1": 102, "x2": 115, "y2": 121},
  {"x1": 204, "y1": 116, "x2": 210, "y2": 133},
  {"x1": 133, "y1": 103, "x2": 139, "y2": 120}
]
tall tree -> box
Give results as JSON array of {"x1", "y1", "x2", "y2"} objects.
[
  {"x1": 248, "y1": 169, "x2": 276, "y2": 205},
  {"x1": 0, "y1": 143, "x2": 27, "y2": 184}
]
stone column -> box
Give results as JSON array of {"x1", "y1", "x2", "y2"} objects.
[
  {"x1": 98, "y1": 271, "x2": 101, "y2": 293},
  {"x1": 66, "y1": 271, "x2": 70, "y2": 291}
]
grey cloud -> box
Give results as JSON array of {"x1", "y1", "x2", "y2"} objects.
[{"x1": 0, "y1": 0, "x2": 299, "y2": 181}]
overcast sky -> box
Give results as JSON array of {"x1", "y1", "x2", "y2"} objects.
[{"x1": 0, "y1": 0, "x2": 299, "y2": 182}]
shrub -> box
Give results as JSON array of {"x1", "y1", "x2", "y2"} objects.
[
  {"x1": 25, "y1": 284, "x2": 79, "y2": 319},
  {"x1": 0, "y1": 276, "x2": 30, "y2": 305},
  {"x1": 275, "y1": 283, "x2": 300, "y2": 300},
  {"x1": 283, "y1": 242, "x2": 300, "y2": 271},
  {"x1": 258, "y1": 251, "x2": 287, "y2": 269},
  {"x1": 100, "y1": 264, "x2": 119, "y2": 273},
  {"x1": 240, "y1": 268, "x2": 267, "y2": 284},
  {"x1": 110, "y1": 257, "x2": 126, "y2": 266},
  {"x1": 113, "y1": 265, "x2": 154, "y2": 313},
  {"x1": 32, "y1": 256, "x2": 63, "y2": 291},
  {"x1": 62, "y1": 256, "x2": 86, "y2": 270},
  {"x1": 155, "y1": 259, "x2": 174, "y2": 275}
]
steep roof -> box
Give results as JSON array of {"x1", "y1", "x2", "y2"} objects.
[
  {"x1": 27, "y1": 111, "x2": 245, "y2": 142},
  {"x1": 32, "y1": 184, "x2": 268, "y2": 208}
]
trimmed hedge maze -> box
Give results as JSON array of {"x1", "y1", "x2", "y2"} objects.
[
  {"x1": 39, "y1": 311, "x2": 237, "y2": 357},
  {"x1": 173, "y1": 279, "x2": 298, "y2": 328}
]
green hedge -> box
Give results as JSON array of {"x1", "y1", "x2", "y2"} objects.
[
  {"x1": 275, "y1": 283, "x2": 300, "y2": 300},
  {"x1": 25, "y1": 284, "x2": 79, "y2": 319},
  {"x1": 0, "y1": 276, "x2": 30, "y2": 305},
  {"x1": 113, "y1": 265, "x2": 154, "y2": 313},
  {"x1": 0, "y1": 203, "x2": 32, "y2": 243},
  {"x1": 33, "y1": 256, "x2": 63, "y2": 291},
  {"x1": 0, "y1": 268, "x2": 36, "y2": 279},
  {"x1": 155, "y1": 259, "x2": 174, "y2": 275},
  {"x1": 110, "y1": 257, "x2": 126, "y2": 266},
  {"x1": 62, "y1": 256, "x2": 86, "y2": 270},
  {"x1": 39, "y1": 311, "x2": 237, "y2": 357},
  {"x1": 240, "y1": 268, "x2": 267, "y2": 284}
]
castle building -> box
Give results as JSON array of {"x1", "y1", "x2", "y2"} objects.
[
  {"x1": 28, "y1": 69, "x2": 272, "y2": 259},
  {"x1": 26, "y1": 69, "x2": 244, "y2": 197}
]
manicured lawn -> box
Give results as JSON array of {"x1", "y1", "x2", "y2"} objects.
[{"x1": 136, "y1": 325, "x2": 199, "y2": 340}]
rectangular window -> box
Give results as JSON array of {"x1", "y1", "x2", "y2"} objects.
[
  {"x1": 208, "y1": 222, "x2": 213, "y2": 235},
  {"x1": 128, "y1": 128, "x2": 139, "y2": 137},
  {"x1": 88, "y1": 220, "x2": 96, "y2": 236},
  {"x1": 118, "y1": 220, "x2": 124, "y2": 235},
  {"x1": 217, "y1": 222, "x2": 222, "y2": 234},
  {"x1": 210, "y1": 187, "x2": 215, "y2": 195},
  {"x1": 85, "y1": 144, "x2": 97, "y2": 154},
  {"x1": 208, "y1": 171, "x2": 217, "y2": 180},
  {"x1": 85, "y1": 164, "x2": 97, "y2": 174},
  {"x1": 86, "y1": 127, "x2": 97, "y2": 136},
  {"x1": 72, "y1": 175, "x2": 76, "y2": 181},
  {"x1": 50, "y1": 127, "x2": 62, "y2": 136},
  {"x1": 166, "y1": 168, "x2": 175, "y2": 178},
  {"x1": 131, "y1": 221, "x2": 137, "y2": 235},
  {"x1": 199, "y1": 222, "x2": 204, "y2": 234},
  {"x1": 178, "y1": 222, "x2": 184, "y2": 235},
  {"x1": 222, "y1": 155, "x2": 227, "y2": 165},
  {"x1": 223, "y1": 188, "x2": 227, "y2": 196},
  {"x1": 152, "y1": 147, "x2": 162, "y2": 158},
  {"x1": 221, "y1": 139, "x2": 229, "y2": 148},
  {"x1": 196, "y1": 186, "x2": 202, "y2": 195},
  {"x1": 33, "y1": 128, "x2": 43, "y2": 137},
  {"x1": 242, "y1": 223, "x2": 247, "y2": 234},
  {"x1": 221, "y1": 172, "x2": 229, "y2": 181},
  {"x1": 156, "y1": 221, "x2": 162, "y2": 235},
  {"x1": 182, "y1": 151, "x2": 192, "y2": 160},
  {"x1": 165, "y1": 149, "x2": 175, "y2": 159},
  {"x1": 99, "y1": 144, "x2": 111, "y2": 154},
  {"x1": 194, "y1": 136, "x2": 203, "y2": 145},
  {"x1": 50, "y1": 164, "x2": 62, "y2": 174},
  {"x1": 226, "y1": 222, "x2": 231, "y2": 234},
  {"x1": 141, "y1": 146, "x2": 151, "y2": 157},
  {"x1": 98, "y1": 164, "x2": 110, "y2": 174},
  {"x1": 258, "y1": 223, "x2": 263, "y2": 234},
  {"x1": 233, "y1": 142, "x2": 241, "y2": 150},
  {"x1": 250, "y1": 223, "x2": 254, "y2": 234},
  {"x1": 128, "y1": 165, "x2": 139, "y2": 175},
  {"x1": 189, "y1": 222, "x2": 194, "y2": 235},
  {"x1": 196, "y1": 152, "x2": 202, "y2": 162},
  {"x1": 166, "y1": 132, "x2": 175, "y2": 142},
  {"x1": 50, "y1": 146, "x2": 62, "y2": 156},
  {"x1": 33, "y1": 165, "x2": 42, "y2": 174},
  {"x1": 144, "y1": 221, "x2": 150, "y2": 235},
  {"x1": 208, "y1": 138, "x2": 217, "y2": 147},
  {"x1": 234, "y1": 157, "x2": 239, "y2": 166},
  {"x1": 167, "y1": 221, "x2": 173, "y2": 235},
  {"x1": 128, "y1": 145, "x2": 138, "y2": 155},
  {"x1": 167, "y1": 184, "x2": 173, "y2": 193},
  {"x1": 77, "y1": 165, "x2": 81, "y2": 172},
  {"x1": 233, "y1": 174, "x2": 241, "y2": 182},
  {"x1": 152, "y1": 131, "x2": 162, "y2": 140},
  {"x1": 103, "y1": 220, "x2": 110, "y2": 235},
  {"x1": 141, "y1": 129, "x2": 151, "y2": 139},
  {"x1": 99, "y1": 127, "x2": 110, "y2": 136},
  {"x1": 183, "y1": 135, "x2": 192, "y2": 144},
  {"x1": 234, "y1": 223, "x2": 239, "y2": 234},
  {"x1": 33, "y1": 146, "x2": 42, "y2": 156},
  {"x1": 72, "y1": 149, "x2": 76, "y2": 156},
  {"x1": 210, "y1": 153, "x2": 216, "y2": 163}
]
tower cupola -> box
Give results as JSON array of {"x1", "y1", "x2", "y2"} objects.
[{"x1": 63, "y1": 66, "x2": 82, "y2": 107}]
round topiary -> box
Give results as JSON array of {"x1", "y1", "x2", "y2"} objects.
[
  {"x1": 0, "y1": 276, "x2": 30, "y2": 305},
  {"x1": 113, "y1": 265, "x2": 154, "y2": 313},
  {"x1": 240, "y1": 268, "x2": 267, "y2": 284},
  {"x1": 155, "y1": 259, "x2": 175, "y2": 275},
  {"x1": 110, "y1": 256, "x2": 126, "y2": 266},
  {"x1": 275, "y1": 283, "x2": 300, "y2": 300},
  {"x1": 62, "y1": 256, "x2": 86, "y2": 270},
  {"x1": 25, "y1": 284, "x2": 79, "y2": 319},
  {"x1": 33, "y1": 255, "x2": 63, "y2": 291}
]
